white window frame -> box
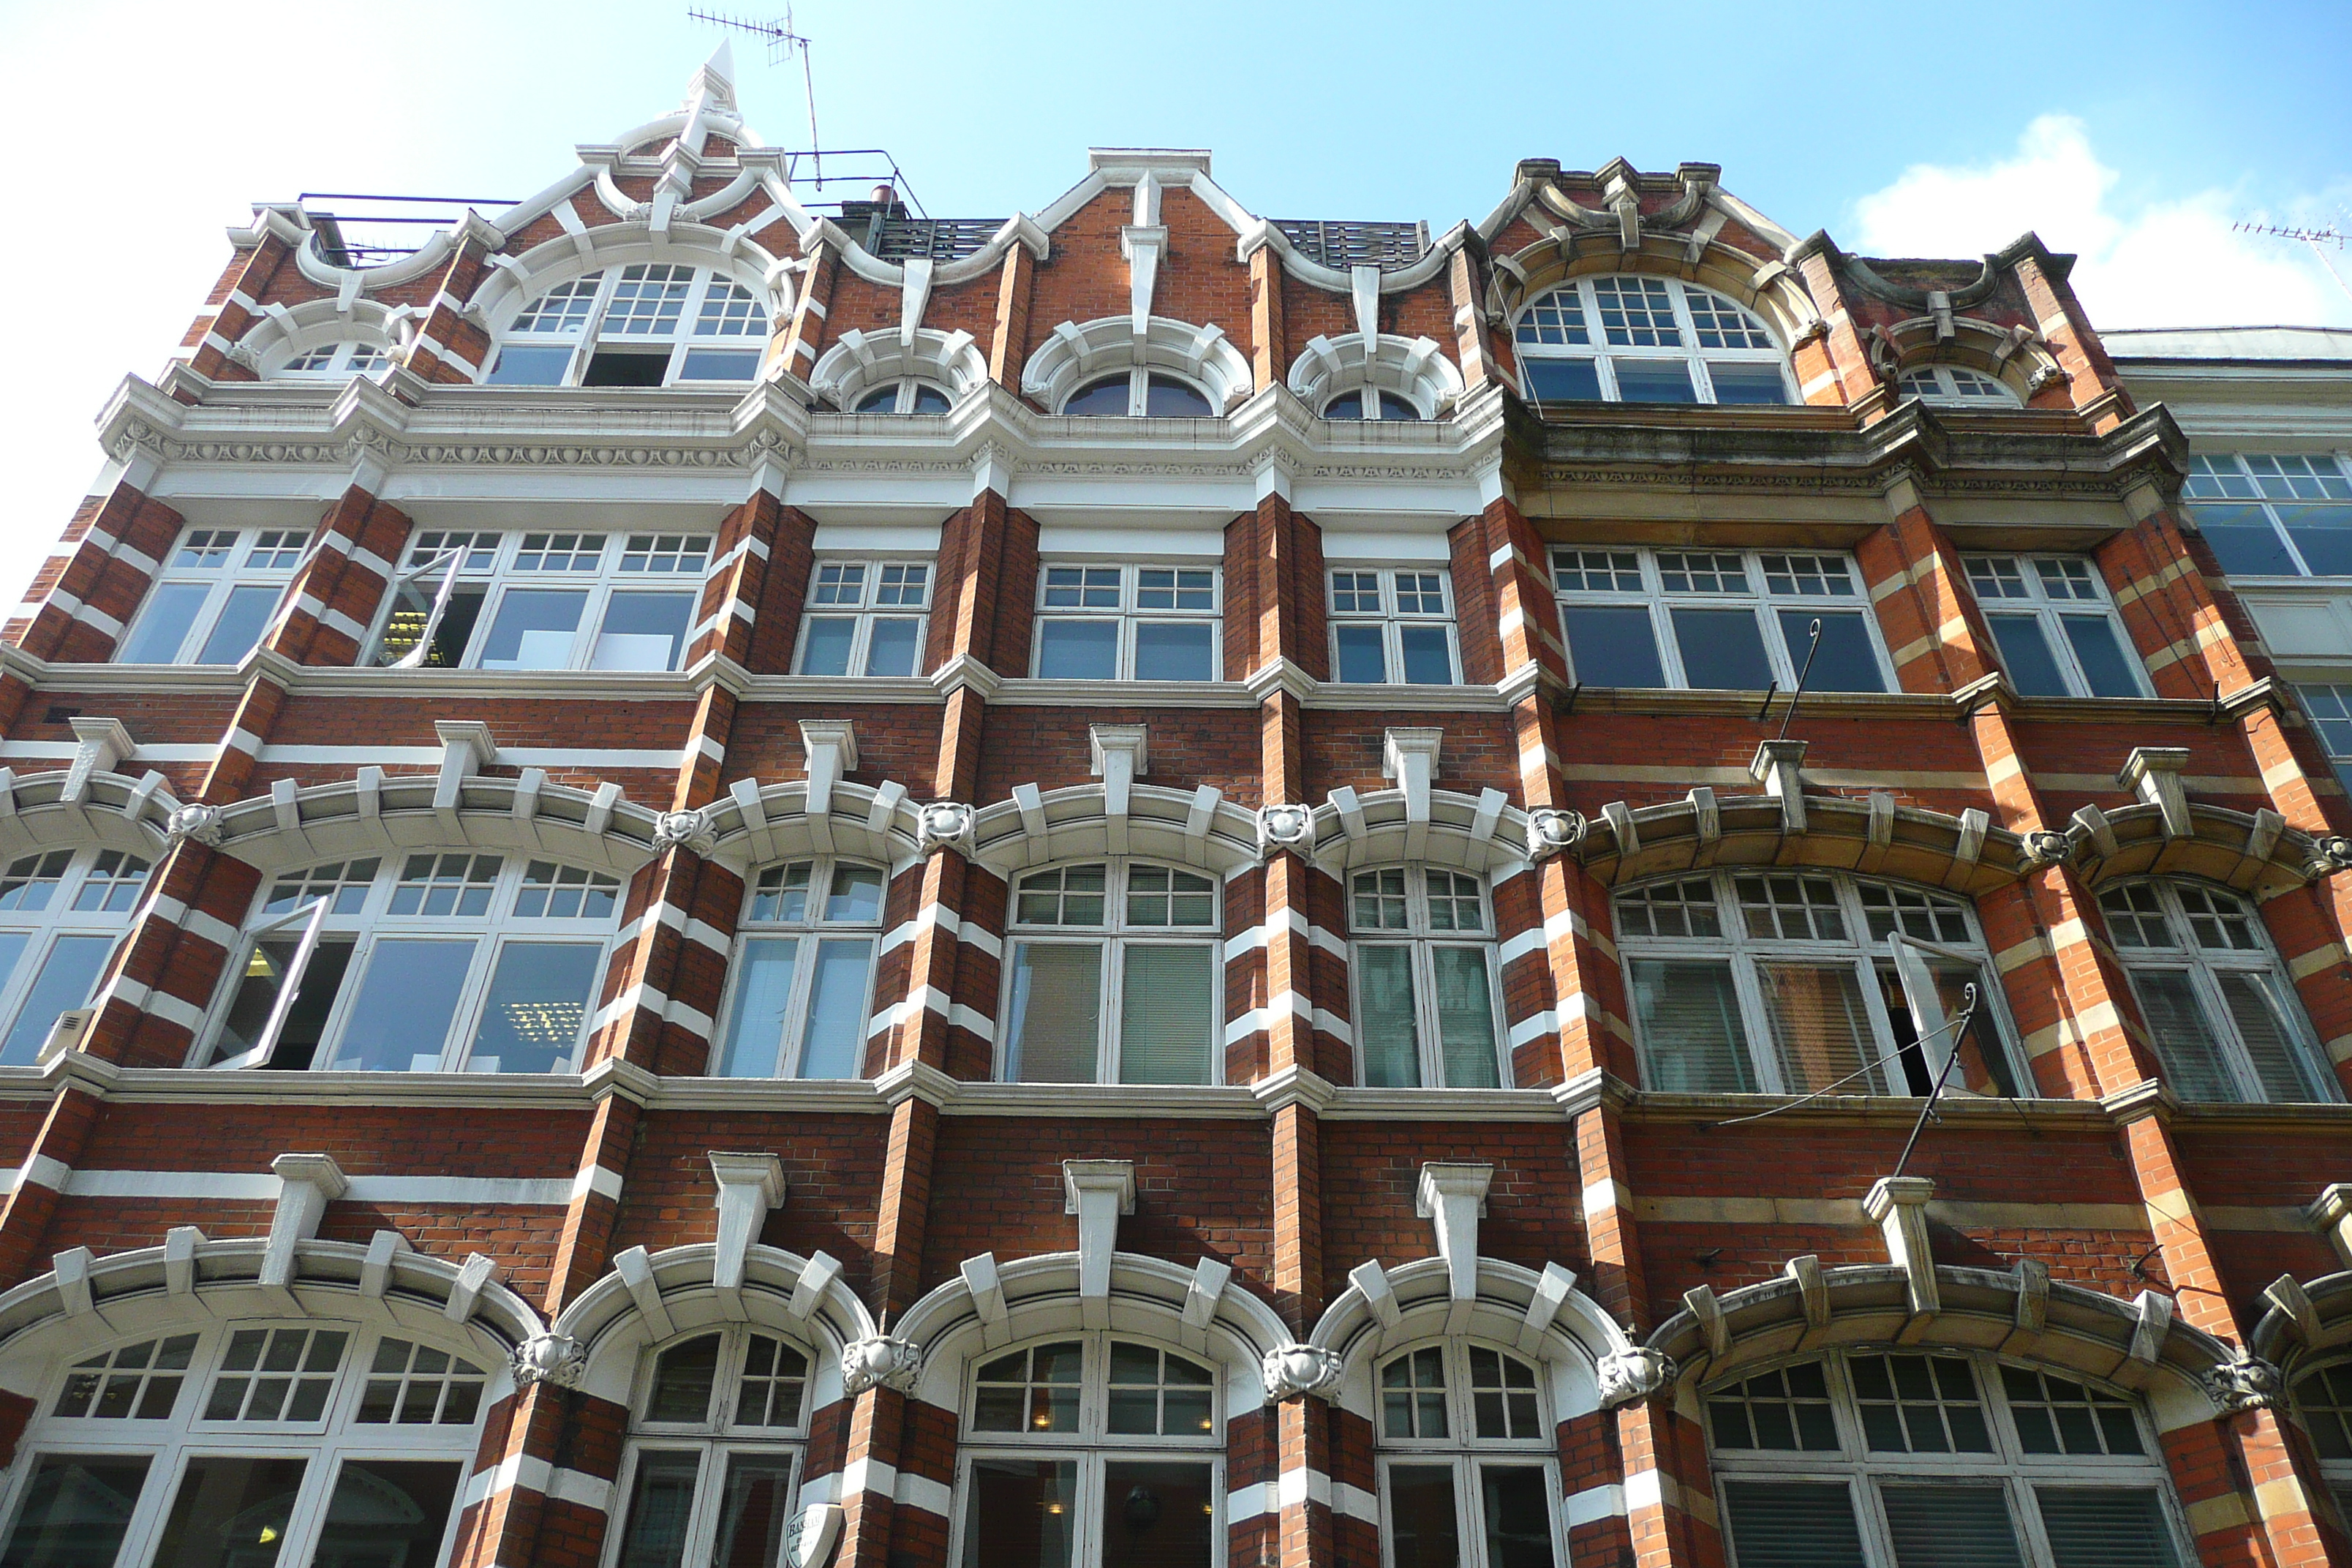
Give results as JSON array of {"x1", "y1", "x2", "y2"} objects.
[
  {"x1": 1961, "y1": 553, "x2": 2152, "y2": 698},
  {"x1": 1321, "y1": 388, "x2": 1425, "y2": 421},
  {"x1": 1705, "y1": 1348, "x2": 2189, "y2": 1568},
  {"x1": 999, "y1": 860, "x2": 1224, "y2": 1086},
  {"x1": 2182, "y1": 453, "x2": 2352, "y2": 579},
  {"x1": 1550, "y1": 546, "x2": 1896, "y2": 693},
  {"x1": 850, "y1": 377, "x2": 954, "y2": 414},
  {"x1": 1613, "y1": 870, "x2": 2028, "y2": 1098},
  {"x1": 1030, "y1": 564, "x2": 1224, "y2": 682},
  {"x1": 1327, "y1": 566, "x2": 1460, "y2": 686},
  {"x1": 2097, "y1": 878, "x2": 2336, "y2": 1104},
  {"x1": 197, "y1": 853, "x2": 624, "y2": 1075},
  {"x1": 2297, "y1": 682, "x2": 2352, "y2": 795},
  {"x1": 712, "y1": 856, "x2": 886, "y2": 1079},
  {"x1": 790, "y1": 558, "x2": 935, "y2": 678},
  {"x1": 1372, "y1": 1340, "x2": 1566, "y2": 1568},
  {"x1": 364, "y1": 529, "x2": 714, "y2": 672},
  {"x1": 1897, "y1": 364, "x2": 2020, "y2": 407},
  {"x1": 274, "y1": 342, "x2": 391, "y2": 380},
  {"x1": 605, "y1": 1325, "x2": 813, "y2": 1568},
  {"x1": 1511, "y1": 275, "x2": 1791, "y2": 405},
  {"x1": 1346, "y1": 867, "x2": 1509, "y2": 1089},
  {"x1": 116, "y1": 527, "x2": 316, "y2": 666},
  {"x1": 949, "y1": 1334, "x2": 1224, "y2": 1568},
  {"x1": 0, "y1": 847, "x2": 151, "y2": 1067},
  {"x1": 2289, "y1": 1357, "x2": 2352, "y2": 1513},
  {"x1": 0, "y1": 1317, "x2": 491, "y2": 1568},
  {"x1": 487, "y1": 264, "x2": 768, "y2": 388},
  {"x1": 1056, "y1": 366, "x2": 1216, "y2": 417}
]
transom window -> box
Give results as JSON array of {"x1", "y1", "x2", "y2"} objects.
[
  {"x1": 1614, "y1": 871, "x2": 2024, "y2": 1098},
  {"x1": 957, "y1": 1337, "x2": 1220, "y2": 1568},
  {"x1": 794, "y1": 559, "x2": 932, "y2": 677},
  {"x1": 370, "y1": 528, "x2": 712, "y2": 672},
  {"x1": 714, "y1": 858, "x2": 885, "y2": 1080},
  {"x1": 1328, "y1": 568, "x2": 1458, "y2": 685},
  {"x1": 1349, "y1": 868, "x2": 1505, "y2": 1089},
  {"x1": 1322, "y1": 388, "x2": 1422, "y2": 421},
  {"x1": 1513, "y1": 276, "x2": 1788, "y2": 406},
  {"x1": 2182, "y1": 453, "x2": 2352, "y2": 578},
  {"x1": 1899, "y1": 365, "x2": 2021, "y2": 407},
  {"x1": 1552, "y1": 546, "x2": 1891, "y2": 693},
  {"x1": 2097, "y1": 879, "x2": 2332, "y2": 1104},
  {"x1": 852, "y1": 378, "x2": 954, "y2": 414},
  {"x1": 274, "y1": 342, "x2": 390, "y2": 380},
  {"x1": 0, "y1": 846, "x2": 151, "y2": 1067},
  {"x1": 1032, "y1": 565, "x2": 1221, "y2": 682},
  {"x1": 1058, "y1": 369, "x2": 1214, "y2": 418},
  {"x1": 204, "y1": 853, "x2": 621, "y2": 1074},
  {"x1": 487, "y1": 264, "x2": 768, "y2": 387},
  {"x1": 1708, "y1": 1350, "x2": 2185, "y2": 1568},
  {"x1": 118, "y1": 527, "x2": 314, "y2": 666},
  {"x1": 0, "y1": 1320, "x2": 486, "y2": 1568},
  {"x1": 1002, "y1": 862, "x2": 1221, "y2": 1085},
  {"x1": 1376, "y1": 1342, "x2": 1561, "y2": 1568},
  {"x1": 611, "y1": 1327, "x2": 811, "y2": 1568},
  {"x1": 1963, "y1": 554, "x2": 2147, "y2": 698}
]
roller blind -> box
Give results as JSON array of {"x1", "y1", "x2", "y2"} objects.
[
  {"x1": 1431, "y1": 946, "x2": 1500, "y2": 1088},
  {"x1": 1721, "y1": 1480, "x2": 1866, "y2": 1568},
  {"x1": 2125, "y1": 969, "x2": 2237, "y2": 1102},
  {"x1": 2216, "y1": 970, "x2": 2324, "y2": 1101},
  {"x1": 1006, "y1": 942, "x2": 1102, "y2": 1082},
  {"x1": 2033, "y1": 1487, "x2": 2182, "y2": 1568},
  {"x1": 1631, "y1": 958, "x2": 1754, "y2": 1092},
  {"x1": 1118, "y1": 944, "x2": 1215, "y2": 1085},
  {"x1": 1758, "y1": 961, "x2": 1880, "y2": 1093},
  {"x1": 1878, "y1": 1483, "x2": 2025, "y2": 1567},
  {"x1": 1357, "y1": 945, "x2": 1420, "y2": 1087}
]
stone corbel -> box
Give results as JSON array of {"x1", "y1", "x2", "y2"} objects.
[
  {"x1": 1597, "y1": 1346, "x2": 1678, "y2": 1408},
  {"x1": 512, "y1": 1333, "x2": 587, "y2": 1390},
  {"x1": 1749, "y1": 739, "x2": 1808, "y2": 834},
  {"x1": 1262, "y1": 1343, "x2": 1345, "y2": 1401},
  {"x1": 2310, "y1": 1184, "x2": 2352, "y2": 1269},
  {"x1": 1863, "y1": 1175, "x2": 1939, "y2": 1317},
  {"x1": 917, "y1": 800, "x2": 974, "y2": 856},
  {"x1": 652, "y1": 806, "x2": 718, "y2": 858},
  {"x1": 1256, "y1": 802, "x2": 1313, "y2": 859},
  {"x1": 1065, "y1": 1159, "x2": 1136, "y2": 1326},
  {"x1": 800, "y1": 720, "x2": 859, "y2": 852},
  {"x1": 1384, "y1": 728, "x2": 1443, "y2": 859},
  {"x1": 1417, "y1": 1161, "x2": 1492, "y2": 1331},
  {"x1": 433, "y1": 720, "x2": 494, "y2": 810},
  {"x1": 1526, "y1": 808, "x2": 1584, "y2": 862},
  {"x1": 1090, "y1": 725, "x2": 1150, "y2": 856},
  {"x1": 264, "y1": 1153, "x2": 349, "y2": 1290},
  {"x1": 63, "y1": 718, "x2": 133, "y2": 805},
  {"x1": 2118, "y1": 747, "x2": 2193, "y2": 840},
  {"x1": 708, "y1": 1152, "x2": 786, "y2": 1313}
]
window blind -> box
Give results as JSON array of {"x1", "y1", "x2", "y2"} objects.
[
  {"x1": 797, "y1": 938, "x2": 873, "y2": 1079},
  {"x1": 1006, "y1": 943, "x2": 1102, "y2": 1082},
  {"x1": 1721, "y1": 1480, "x2": 1866, "y2": 1568},
  {"x1": 1118, "y1": 944, "x2": 1215, "y2": 1085},
  {"x1": 1631, "y1": 958, "x2": 1754, "y2": 1092},
  {"x1": 1878, "y1": 1483, "x2": 2025, "y2": 1567},
  {"x1": 2217, "y1": 970, "x2": 2323, "y2": 1101},
  {"x1": 2125, "y1": 970, "x2": 2236, "y2": 1102},
  {"x1": 2033, "y1": 1487, "x2": 2181, "y2": 1568},
  {"x1": 1357, "y1": 945, "x2": 1421, "y2": 1087},
  {"x1": 1758, "y1": 961, "x2": 1880, "y2": 1093},
  {"x1": 1431, "y1": 946, "x2": 1500, "y2": 1088}
]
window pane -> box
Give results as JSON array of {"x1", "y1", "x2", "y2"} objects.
[
  {"x1": 195, "y1": 585, "x2": 282, "y2": 665},
  {"x1": 1707, "y1": 363, "x2": 1789, "y2": 404},
  {"x1": 1562, "y1": 604, "x2": 1667, "y2": 687},
  {"x1": 1398, "y1": 625, "x2": 1455, "y2": 685},
  {"x1": 148, "y1": 1457, "x2": 306, "y2": 1568},
  {"x1": 709, "y1": 1455, "x2": 794, "y2": 1568},
  {"x1": 325, "y1": 939, "x2": 476, "y2": 1071},
  {"x1": 118, "y1": 583, "x2": 208, "y2": 663},
  {"x1": 1480, "y1": 1466, "x2": 1556, "y2": 1568},
  {"x1": 478, "y1": 589, "x2": 587, "y2": 669},
  {"x1": 1670, "y1": 606, "x2": 1774, "y2": 690},
  {"x1": 1144, "y1": 376, "x2": 1213, "y2": 417},
  {"x1": 864, "y1": 617, "x2": 921, "y2": 676},
  {"x1": 0, "y1": 1455, "x2": 151, "y2": 1568},
  {"x1": 2034, "y1": 1488, "x2": 2181, "y2": 1568},
  {"x1": 678, "y1": 348, "x2": 760, "y2": 382},
  {"x1": 1431, "y1": 947, "x2": 1500, "y2": 1088},
  {"x1": 798, "y1": 938, "x2": 873, "y2": 1079},
  {"x1": 1630, "y1": 958, "x2": 1754, "y2": 1092},
  {"x1": 798, "y1": 617, "x2": 856, "y2": 676},
  {"x1": 1006, "y1": 942, "x2": 1102, "y2": 1082},
  {"x1": 2126, "y1": 970, "x2": 2239, "y2": 1102},
  {"x1": 2217, "y1": 970, "x2": 2325, "y2": 1101},
  {"x1": 311, "y1": 1461, "x2": 462, "y2": 1568},
  {"x1": 647, "y1": 1335, "x2": 720, "y2": 1422},
  {"x1": 486, "y1": 344, "x2": 573, "y2": 386},
  {"x1": 2280, "y1": 504, "x2": 2352, "y2": 576},
  {"x1": 1119, "y1": 945, "x2": 1215, "y2": 1085},
  {"x1": 1721, "y1": 1480, "x2": 1866, "y2": 1568},
  {"x1": 1134, "y1": 622, "x2": 1215, "y2": 681},
  {"x1": 1880, "y1": 1485, "x2": 2024, "y2": 1567},
  {"x1": 1612, "y1": 359, "x2": 1697, "y2": 402},
  {"x1": 216, "y1": 938, "x2": 353, "y2": 1071},
  {"x1": 1036, "y1": 619, "x2": 1117, "y2": 679},
  {"x1": 1387, "y1": 1466, "x2": 1460, "y2": 1568},
  {"x1": 592, "y1": 591, "x2": 696, "y2": 671},
  {"x1": 1758, "y1": 962, "x2": 1881, "y2": 1094},
  {"x1": 2189, "y1": 504, "x2": 2300, "y2": 576},
  {"x1": 1062, "y1": 377, "x2": 1131, "y2": 416},
  {"x1": 1334, "y1": 625, "x2": 1387, "y2": 684},
  {"x1": 1986, "y1": 614, "x2": 2070, "y2": 696},
  {"x1": 613, "y1": 1452, "x2": 701, "y2": 1568},
  {"x1": 1097, "y1": 1462, "x2": 1211, "y2": 1568},
  {"x1": 464, "y1": 941, "x2": 599, "y2": 1074},
  {"x1": 1525, "y1": 359, "x2": 1602, "y2": 402},
  {"x1": 0, "y1": 936, "x2": 114, "y2": 1066},
  {"x1": 1357, "y1": 945, "x2": 1421, "y2": 1088},
  {"x1": 2056, "y1": 614, "x2": 2140, "y2": 697},
  {"x1": 961, "y1": 1459, "x2": 1077, "y2": 1568},
  {"x1": 582, "y1": 350, "x2": 670, "y2": 388},
  {"x1": 1779, "y1": 609, "x2": 1885, "y2": 693}
]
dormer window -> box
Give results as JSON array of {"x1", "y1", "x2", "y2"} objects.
[
  {"x1": 486, "y1": 265, "x2": 767, "y2": 388},
  {"x1": 1900, "y1": 365, "x2": 2020, "y2": 407},
  {"x1": 1513, "y1": 276, "x2": 1790, "y2": 405}
]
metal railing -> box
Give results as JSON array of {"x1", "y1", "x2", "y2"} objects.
[{"x1": 1271, "y1": 218, "x2": 1431, "y2": 271}]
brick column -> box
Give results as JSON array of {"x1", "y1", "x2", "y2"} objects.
[
  {"x1": 265, "y1": 483, "x2": 415, "y2": 666},
  {"x1": 6, "y1": 476, "x2": 187, "y2": 664}
]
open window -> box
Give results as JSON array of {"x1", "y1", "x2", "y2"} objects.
[
  {"x1": 484, "y1": 265, "x2": 768, "y2": 389},
  {"x1": 366, "y1": 529, "x2": 712, "y2": 673}
]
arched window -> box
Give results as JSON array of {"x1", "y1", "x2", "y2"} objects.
[
  {"x1": 274, "y1": 342, "x2": 391, "y2": 380},
  {"x1": 2096, "y1": 879, "x2": 2333, "y2": 1104},
  {"x1": 608, "y1": 1327, "x2": 810, "y2": 1568},
  {"x1": 714, "y1": 858, "x2": 885, "y2": 1079},
  {"x1": 202, "y1": 853, "x2": 622, "y2": 1074},
  {"x1": 1060, "y1": 371, "x2": 1213, "y2": 418},
  {"x1": 1322, "y1": 389, "x2": 1422, "y2": 421},
  {"x1": 1513, "y1": 276, "x2": 1790, "y2": 405},
  {"x1": 1899, "y1": 365, "x2": 2020, "y2": 407},
  {"x1": 2290, "y1": 1359, "x2": 2352, "y2": 1510},
  {"x1": 0, "y1": 1319, "x2": 489, "y2": 1568},
  {"x1": 1706, "y1": 1350, "x2": 2186, "y2": 1566},
  {"x1": 1349, "y1": 868, "x2": 1504, "y2": 1089},
  {"x1": 1000, "y1": 862, "x2": 1221, "y2": 1085},
  {"x1": 955, "y1": 1337, "x2": 1219, "y2": 1568},
  {"x1": 0, "y1": 847, "x2": 150, "y2": 1066},
  {"x1": 1613, "y1": 871, "x2": 2024, "y2": 1098},
  {"x1": 485, "y1": 265, "x2": 766, "y2": 388},
  {"x1": 853, "y1": 379, "x2": 954, "y2": 415},
  {"x1": 1375, "y1": 1341, "x2": 1562, "y2": 1568}
]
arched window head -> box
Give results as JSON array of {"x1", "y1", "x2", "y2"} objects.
[
  {"x1": 714, "y1": 858, "x2": 886, "y2": 1079},
  {"x1": 2291, "y1": 1360, "x2": 2352, "y2": 1486},
  {"x1": 1514, "y1": 276, "x2": 1790, "y2": 405},
  {"x1": 274, "y1": 342, "x2": 390, "y2": 380},
  {"x1": 1323, "y1": 389, "x2": 1422, "y2": 421},
  {"x1": 486, "y1": 265, "x2": 768, "y2": 388},
  {"x1": 853, "y1": 380, "x2": 953, "y2": 414},
  {"x1": 1706, "y1": 1350, "x2": 2185, "y2": 1566},
  {"x1": 2097, "y1": 879, "x2": 2332, "y2": 1104},
  {"x1": 1349, "y1": 868, "x2": 1505, "y2": 1088},
  {"x1": 0, "y1": 847, "x2": 151, "y2": 1067},
  {"x1": 1375, "y1": 1342, "x2": 1561, "y2": 1568},
  {"x1": 956, "y1": 1338, "x2": 1220, "y2": 1568},
  {"x1": 1061, "y1": 371, "x2": 1213, "y2": 418},
  {"x1": 1002, "y1": 862, "x2": 1221, "y2": 1085},
  {"x1": 1900, "y1": 364, "x2": 2020, "y2": 407},
  {"x1": 609, "y1": 1327, "x2": 811, "y2": 1568},
  {"x1": 1613, "y1": 870, "x2": 2026, "y2": 1098},
  {"x1": 203, "y1": 853, "x2": 623, "y2": 1074}
]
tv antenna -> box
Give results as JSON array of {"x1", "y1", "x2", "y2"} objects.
[
  {"x1": 2233, "y1": 219, "x2": 2352, "y2": 304},
  {"x1": 689, "y1": 7, "x2": 823, "y2": 181}
]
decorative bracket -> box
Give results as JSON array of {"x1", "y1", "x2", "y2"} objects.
[
  {"x1": 2118, "y1": 747, "x2": 2192, "y2": 840},
  {"x1": 1597, "y1": 1346, "x2": 1678, "y2": 1408},
  {"x1": 709, "y1": 1152, "x2": 786, "y2": 1305},
  {"x1": 1262, "y1": 1343, "x2": 1345, "y2": 1402},
  {"x1": 1064, "y1": 1159, "x2": 1136, "y2": 1324},
  {"x1": 1526, "y1": 807, "x2": 1585, "y2": 861},
  {"x1": 1749, "y1": 739, "x2": 1808, "y2": 834},
  {"x1": 1863, "y1": 1175, "x2": 1939, "y2": 1316}
]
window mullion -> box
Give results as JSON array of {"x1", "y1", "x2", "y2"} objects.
[
  {"x1": 1727, "y1": 944, "x2": 1785, "y2": 1096},
  {"x1": 1101, "y1": 937, "x2": 1123, "y2": 1085},
  {"x1": 778, "y1": 925, "x2": 827, "y2": 1079}
]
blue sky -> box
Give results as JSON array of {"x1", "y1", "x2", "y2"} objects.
[{"x1": 1, "y1": 0, "x2": 2346, "y2": 603}]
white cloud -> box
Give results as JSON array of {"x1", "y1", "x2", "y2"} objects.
[{"x1": 1850, "y1": 114, "x2": 2352, "y2": 332}]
